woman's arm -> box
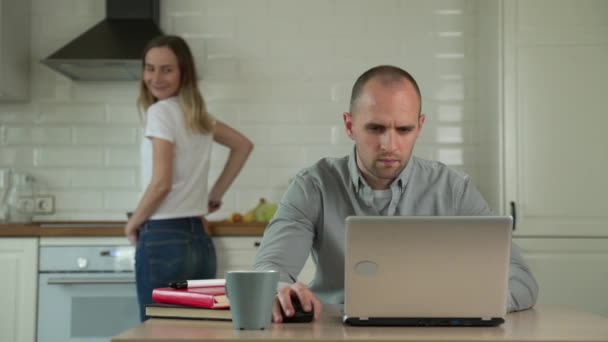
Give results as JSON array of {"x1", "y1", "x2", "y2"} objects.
[
  {"x1": 125, "y1": 137, "x2": 174, "y2": 245},
  {"x1": 207, "y1": 120, "x2": 254, "y2": 213}
]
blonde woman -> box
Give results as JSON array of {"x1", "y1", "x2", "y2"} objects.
[{"x1": 125, "y1": 35, "x2": 253, "y2": 321}]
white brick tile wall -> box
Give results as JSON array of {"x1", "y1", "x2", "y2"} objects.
[
  {"x1": 303, "y1": 16, "x2": 367, "y2": 38},
  {"x1": 176, "y1": 15, "x2": 236, "y2": 37},
  {"x1": 103, "y1": 191, "x2": 140, "y2": 211},
  {"x1": 106, "y1": 105, "x2": 141, "y2": 124},
  {"x1": 24, "y1": 169, "x2": 71, "y2": 188},
  {"x1": 71, "y1": 84, "x2": 137, "y2": 103},
  {"x1": 73, "y1": 127, "x2": 137, "y2": 145},
  {"x1": 437, "y1": 104, "x2": 464, "y2": 122},
  {"x1": 39, "y1": 104, "x2": 106, "y2": 124},
  {"x1": 238, "y1": 104, "x2": 298, "y2": 124},
  {"x1": 55, "y1": 191, "x2": 104, "y2": 210},
  {"x1": 201, "y1": 59, "x2": 240, "y2": 81},
  {"x1": 204, "y1": 38, "x2": 234, "y2": 59},
  {"x1": 335, "y1": 0, "x2": 399, "y2": 16},
  {"x1": 5, "y1": 127, "x2": 71, "y2": 145},
  {"x1": 268, "y1": 125, "x2": 334, "y2": 145},
  {"x1": 71, "y1": 170, "x2": 137, "y2": 188},
  {"x1": 299, "y1": 104, "x2": 344, "y2": 124},
  {"x1": 244, "y1": 146, "x2": 306, "y2": 168},
  {"x1": 0, "y1": 147, "x2": 35, "y2": 166},
  {"x1": 229, "y1": 168, "x2": 273, "y2": 188},
  {"x1": 0, "y1": 0, "x2": 500, "y2": 220},
  {"x1": 207, "y1": 0, "x2": 268, "y2": 17},
  {"x1": 34, "y1": 148, "x2": 104, "y2": 167},
  {"x1": 105, "y1": 148, "x2": 140, "y2": 167}
]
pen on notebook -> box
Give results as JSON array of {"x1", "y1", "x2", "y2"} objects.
[{"x1": 168, "y1": 278, "x2": 225, "y2": 289}]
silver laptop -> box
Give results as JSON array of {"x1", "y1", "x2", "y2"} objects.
[{"x1": 343, "y1": 216, "x2": 512, "y2": 327}]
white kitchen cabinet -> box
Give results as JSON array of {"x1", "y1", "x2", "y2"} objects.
[
  {"x1": 0, "y1": 238, "x2": 38, "y2": 342},
  {"x1": 213, "y1": 236, "x2": 315, "y2": 284},
  {"x1": 0, "y1": 0, "x2": 30, "y2": 101},
  {"x1": 502, "y1": 0, "x2": 608, "y2": 316},
  {"x1": 213, "y1": 237, "x2": 259, "y2": 277},
  {"x1": 502, "y1": 0, "x2": 608, "y2": 237},
  {"x1": 515, "y1": 237, "x2": 608, "y2": 316}
]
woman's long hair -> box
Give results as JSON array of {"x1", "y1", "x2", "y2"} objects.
[{"x1": 137, "y1": 35, "x2": 214, "y2": 134}]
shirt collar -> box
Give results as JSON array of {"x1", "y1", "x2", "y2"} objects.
[{"x1": 348, "y1": 147, "x2": 414, "y2": 193}]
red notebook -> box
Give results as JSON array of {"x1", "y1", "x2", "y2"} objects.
[{"x1": 152, "y1": 286, "x2": 229, "y2": 309}]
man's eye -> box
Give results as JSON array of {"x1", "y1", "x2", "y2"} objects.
[
  {"x1": 368, "y1": 126, "x2": 384, "y2": 133},
  {"x1": 397, "y1": 127, "x2": 413, "y2": 134}
]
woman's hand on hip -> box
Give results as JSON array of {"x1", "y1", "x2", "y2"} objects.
[
  {"x1": 125, "y1": 225, "x2": 140, "y2": 246},
  {"x1": 208, "y1": 199, "x2": 222, "y2": 213}
]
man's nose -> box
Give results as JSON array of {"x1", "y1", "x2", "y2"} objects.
[{"x1": 380, "y1": 130, "x2": 397, "y2": 151}]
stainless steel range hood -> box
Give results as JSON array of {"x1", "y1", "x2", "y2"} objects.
[{"x1": 42, "y1": 0, "x2": 162, "y2": 81}]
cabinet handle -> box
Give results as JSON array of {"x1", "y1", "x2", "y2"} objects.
[
  {"x1": 47, "y1": 277, "x2": 135, "y2": 285},
  {"x1": 254, "y1": 241, "x2": 261, "y2": 247},
  {"x1": 510, "y1": 201, "x2": 517, "y2": 231}
]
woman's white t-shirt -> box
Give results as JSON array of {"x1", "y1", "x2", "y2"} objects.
[{"x1": 140, "y1": 97, "x2": 214, "y2": 219}]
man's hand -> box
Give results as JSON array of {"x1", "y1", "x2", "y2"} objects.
[{"x1": 272, "y1": 281, "x2": 322, "y2": 323}]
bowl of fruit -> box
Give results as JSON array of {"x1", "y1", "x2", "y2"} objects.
[{"x1": 226, "y1": 198, "x2": 278, "y2": 224}]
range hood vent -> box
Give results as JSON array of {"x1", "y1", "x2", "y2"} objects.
[{"x1": 41, "y1": 0, "x2": 162, "y2": 81}]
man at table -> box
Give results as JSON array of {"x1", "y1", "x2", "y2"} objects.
[{"x1": 253, "y1": 65, "x2": 539, "y2": 323}]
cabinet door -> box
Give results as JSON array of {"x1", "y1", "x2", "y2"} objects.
[
  {"x1": 0, "y1": 238, "x2": 38, "y2": 342},
  {"x1": 503, "y1": 0, "x2": 608, "y2": 236},
  {"x1": 213, "y1": 237, "x2": 316, "y2": 283},
  {"x1": 0, "y1": 0, "x2": 30, "y2": 101},
  {"x1": 515, "y1": 237, "x2": 608, "y2": 316},
  {"x1": 213, "y1": 237, "x2": 260, "y2": 277}
]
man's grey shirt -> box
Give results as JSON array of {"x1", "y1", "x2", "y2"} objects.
[{"x1": 253, "y1": 151, "x2": 539, "y2": 312}]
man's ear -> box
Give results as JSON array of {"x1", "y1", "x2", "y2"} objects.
[
  {"x1": 343, "y1": 112, "x2": 355, "y2": 140},
  {"x1": 417, "y1": 113, "x2": 426, "y2": 132}
]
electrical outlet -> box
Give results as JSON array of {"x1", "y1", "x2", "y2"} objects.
[{"x1": 35, "y1": 195, "x2": 55, "y2": 214}]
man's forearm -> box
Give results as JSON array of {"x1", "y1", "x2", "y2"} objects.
[{"x1": 507, "y1": 243, "x2": 539, "y2": 312}]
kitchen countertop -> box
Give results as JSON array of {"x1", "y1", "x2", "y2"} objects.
[{"x1": 0, "y1": 221, "x2": 267, "y2": 237}]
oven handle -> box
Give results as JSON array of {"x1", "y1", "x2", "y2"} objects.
[{"x1": 47, "y1": 277, "x2": 135, "y2": 285}]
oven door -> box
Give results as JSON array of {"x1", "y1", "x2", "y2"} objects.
[{"x1": 37, "y1": 272, "x2": 139, "y2": 342}]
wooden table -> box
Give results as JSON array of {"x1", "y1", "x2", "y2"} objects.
[{"x1": 112, "y1": 305, "x2": 608, "y2": 342}]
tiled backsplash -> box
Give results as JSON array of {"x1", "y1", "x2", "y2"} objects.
[{"x1": 0, "y1": 0, "x2": 500, "y2": 221}]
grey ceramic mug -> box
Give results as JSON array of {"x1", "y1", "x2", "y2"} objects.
[{"x1": 225, "y1": 270, "x2": 279, "y2": 330}]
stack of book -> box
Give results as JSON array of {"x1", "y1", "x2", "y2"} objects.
[{"x1": 146, "y1": 278, "x2": 232, "y2": 321}]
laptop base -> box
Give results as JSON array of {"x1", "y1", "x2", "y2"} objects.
[{"x1": 343, "y1": 316, "x2": 505, "y2": 327}]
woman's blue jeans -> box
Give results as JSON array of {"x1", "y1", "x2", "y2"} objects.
[{"x1": 135, "y1": 217, "x2": 217, "y2": 321}]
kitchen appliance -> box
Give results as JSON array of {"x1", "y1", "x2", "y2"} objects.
[
  {"x1": 37, "y1": 242, "x2": 139, "y2": 342},
  {"x1": 41, "y1": 0, "x2": 162, "y2": 81}
]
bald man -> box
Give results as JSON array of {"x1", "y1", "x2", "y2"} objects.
[{"x1": 253, "y1": 65, "x2": 539, "y2": 323}]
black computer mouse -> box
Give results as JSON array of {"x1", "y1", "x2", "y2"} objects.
[{"x1": 282, "y1": 298, "x2": 314, "y2": 323}]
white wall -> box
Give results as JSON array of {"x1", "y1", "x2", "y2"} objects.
[
  {"x1": 475, "y1": 0, "x2": 501, "y2": 213},
  {"x1": 0, "y1": 0, "x2": 500, "y2": 221}
]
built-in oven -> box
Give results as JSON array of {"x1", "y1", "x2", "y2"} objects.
[{"x1": 37, "y1": 240, "x2": 139, "y2": 342}]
